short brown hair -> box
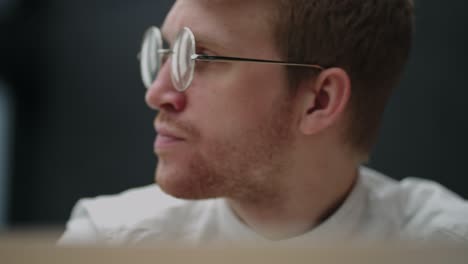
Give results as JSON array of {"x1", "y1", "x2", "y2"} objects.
[{"x1": 272, "y1": 0, "x2": 414, "y2": 158}]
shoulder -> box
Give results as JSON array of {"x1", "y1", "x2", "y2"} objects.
[
  {"x1": 360, "y1": 167, "x2": 468, "y2": 241},
  {"x1": 60, "y1": 185, "x2": 214, "y2": 245},
  {"x1": 399, "y1": 177, "x2": 468, "y2": 241},
  {"x1": 73, "y1": 185, "x2": 184, "y2": 228}
]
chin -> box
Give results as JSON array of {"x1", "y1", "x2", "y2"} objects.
[{"x1": 155, "y1": 160, "x2": 219, "y2": 200}]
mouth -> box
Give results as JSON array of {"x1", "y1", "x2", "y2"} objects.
[{"x1": 155, "y1": 126, "x2": 186, "y2": 151}]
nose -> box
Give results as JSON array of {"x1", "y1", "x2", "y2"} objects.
[{"x1": 145, "y1": 60, "x2": 187, "y2": 113}]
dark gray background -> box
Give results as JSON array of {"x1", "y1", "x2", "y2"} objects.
[{"x1": 0, "y1": 0, "x2": 467, "y2": 227}]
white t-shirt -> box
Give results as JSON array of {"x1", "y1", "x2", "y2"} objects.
[{"x1": 59, "y1": 167, "x2": 468, "y2": 245}]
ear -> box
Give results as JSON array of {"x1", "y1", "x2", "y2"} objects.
[{"x1": 299, "y1": 68, "x2": 351, "y2": 135}]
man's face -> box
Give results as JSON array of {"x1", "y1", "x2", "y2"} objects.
[{"x1": 146, "y1": 0, "x2": 298, "y2": 201}]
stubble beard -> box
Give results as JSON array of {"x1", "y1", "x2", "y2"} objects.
[{"x1": 156, "y1": 97, "x2": 296, "y2": 203}]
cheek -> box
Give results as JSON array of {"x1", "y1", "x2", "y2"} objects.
[{"x1": 190, "y1": 64, "x2": 288, "y2": 136}]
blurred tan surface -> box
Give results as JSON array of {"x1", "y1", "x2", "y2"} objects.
[{"x1": 1, "y1": 232, "x2": 467, "y2": 264}]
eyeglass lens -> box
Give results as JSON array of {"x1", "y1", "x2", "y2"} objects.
[
  {"x1": 140, "y1": 27, "x2": 196, "y2": 92},
  {"x1": 140, "y1": 27, "x2": 163, "y2": 89}
]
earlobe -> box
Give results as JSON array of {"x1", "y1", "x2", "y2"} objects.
[{"x1": 299, "y1": 68, "x2": 351, "y2": 135}]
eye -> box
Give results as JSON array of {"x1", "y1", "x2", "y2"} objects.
[
  {"x1": 193, "y1": 48, "x2": 214, "y2": 73},
  {"x1": 196, "y1": 46, "x2": 213, "y2": 56}
]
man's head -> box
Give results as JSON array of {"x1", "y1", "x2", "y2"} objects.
[{"x1": 145, "y1": 0, "x2": 414, "y2": 201}]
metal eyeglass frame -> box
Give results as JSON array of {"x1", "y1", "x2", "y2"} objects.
[{"x1": 140, "y1": 26, "x2": 325, "y2": 91}]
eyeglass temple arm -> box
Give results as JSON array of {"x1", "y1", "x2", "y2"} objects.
[
  {"x1": 137, "y1": 49, "x2": 323, "y2": 70},
  {"x1": 192, "y1": 54, "x2": 324, "y2": 70}
]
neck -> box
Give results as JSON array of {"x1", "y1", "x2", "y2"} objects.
[{"x1": 226, "y1": 149, "x2": 359, "y2": 240}]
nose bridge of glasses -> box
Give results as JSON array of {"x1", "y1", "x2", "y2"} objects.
[
  {"x1": 159, "y1": 49, "x2": 174, "y2": 64},
  {"x1": 158, "y1": 49, "x2": 173, "y2": 55}
]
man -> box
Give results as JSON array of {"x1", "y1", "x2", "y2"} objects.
[{"x1": 60, "y1": 0, "x2": 468, "y2": 245}]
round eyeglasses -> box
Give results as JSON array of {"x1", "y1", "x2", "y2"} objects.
[{"x1": 138, "y1": 26, "x2": 325, "y2": 92}]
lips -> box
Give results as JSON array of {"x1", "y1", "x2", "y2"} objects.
[{"x1": 155, "y1": 125, "x2": 185, "y2": 150}]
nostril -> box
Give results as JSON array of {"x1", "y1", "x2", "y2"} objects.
[
  {"x1": 160, "y1": 102, "x2": 180, "y2": 113},
  {"x1": 172, "y1": 93, "x2": 187, "y2": 112},
  {"x1": 160, "y1": 92, "x2": 187, "y2": 112}
]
